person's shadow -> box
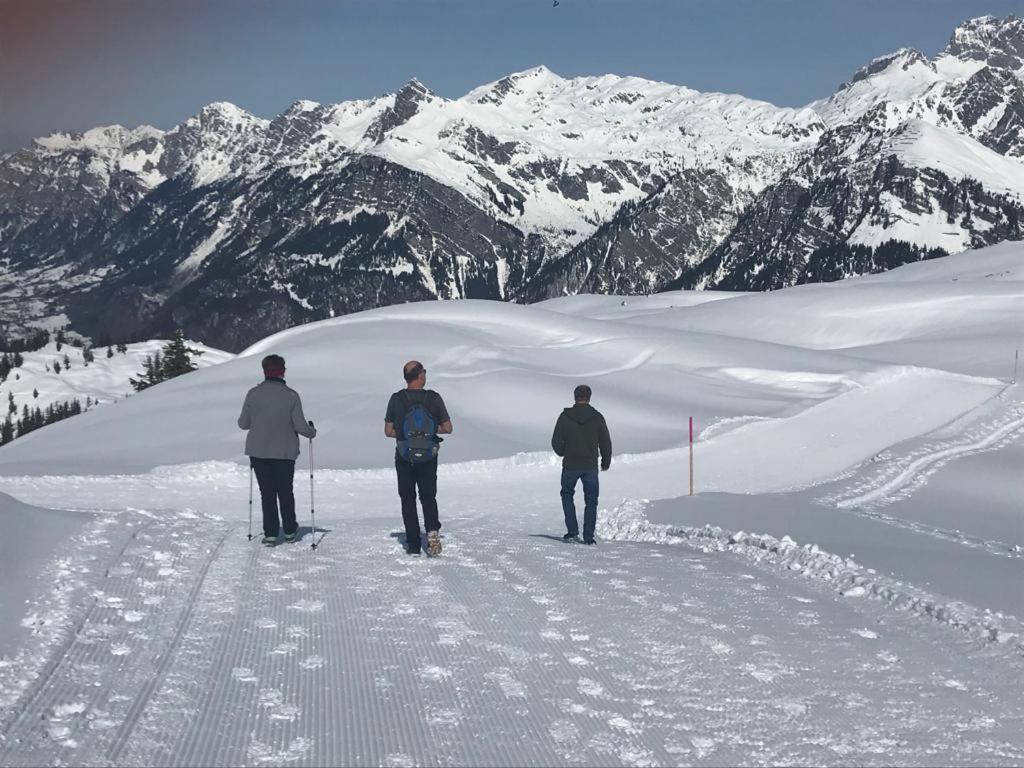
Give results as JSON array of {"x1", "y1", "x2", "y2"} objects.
[
  {"x1": 528, "y1": 534, "x2": 571, "y2": 544},
  {"x1": 296, "y1": 524, "x2": 331, "y2": 544}
]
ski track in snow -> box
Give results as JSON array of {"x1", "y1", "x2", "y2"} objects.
[
  {"x1": 821, "y1": 389, "x2": 1024, "y2": 557},
  {"x1": 1, "y1": 484, "x2": 1024, "y2": 766}
]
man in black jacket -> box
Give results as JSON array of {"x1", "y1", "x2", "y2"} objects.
[
  {"x1": 550, "y1": 384, "x2": 612, "y2": 544},
  {"x1": 385, "y1": 360, "x2": 453, "y2": 556}
]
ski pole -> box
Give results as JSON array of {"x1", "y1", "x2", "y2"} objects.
[
  {"x1": 309, "y1": 435, "x2": 317, "y2": 550},
  {"x1": 247, "y1": 464, "x2": 254, "y2": 541}
]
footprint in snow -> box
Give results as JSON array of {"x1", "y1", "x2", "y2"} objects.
[
  {"x1": 255, "y1": 618, "x2": 278, "y2": 630},
  {"x1": 258, "y1": 688, "x2": 300, "y2": 721},
  {"x1": 607, "y1": 715, "x2": 639, "y2": 734},
  {"x1": 247, "y1": 736, "x2": 312, "y2": 764},
  {"x1": 288, "y1": 599, "x2": 324, "y2": 613},
  {"x1": 549, "y1": 719, "x2": 579, "y2": 744},
  {"x1": 775, "y1": 699, "x2": 808, "y2": 717},
  {"x1": 271, "y1": 642, "x2": 299, "y2": 656},
  {"x1": 699, "y1": 637, "x2": 732, "y2": 656},
  {"x1": 418, "y1": 665, "x2": 452, "y2": 681},
  {"x1": 381, "y1": 754, "x2": 416, "y2": 768},
  {"x1": 232, "y1": 667, "x2": 258, "y2": 683},
  {"x1": 109, "y1": 643, "x2": 131, "y2": 656},
  {"x1": 577, "y1": 678, "x2": 606, "y2": 697},
  {"x1": 851, "y1": 628, "x2": 879, "y2": 639},
  {"x1": 486, "y1": 669, "x2": 527, "y2": 698},
  {"x1": 690, "y1": 736, "x2": 717, "y2": 759},
  {"x1": 426, "y1": 708, "x2": 461, "y2": 727},
  {"x1": 299, "y1": 655, "x2": 325, "y2": 671},
  {"x1": 53, "y1": 702, "x2": 87, "y2": 718},
  {"x1": 285, "y1": 625, "x2": 309, "y2": 639}
]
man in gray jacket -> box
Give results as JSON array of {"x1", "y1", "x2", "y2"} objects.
[{"x1": 238, "y1": 354, "x2": 317, "y2": 545}]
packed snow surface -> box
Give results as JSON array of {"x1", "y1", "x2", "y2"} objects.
[{"x1": 0, "y1": 243, "x2": 1022, "y2": 765}]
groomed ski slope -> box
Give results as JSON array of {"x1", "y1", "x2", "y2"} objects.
[{"x1": 1, "y1": 243, "x2": 1023, "y2": 766}]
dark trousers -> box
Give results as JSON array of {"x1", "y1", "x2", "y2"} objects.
[
  {"x1": 561, "y1": 469, "x2": 599, "y2": 540},
  {"x1": 396, "y1": 458, "x2": 440, "y2": 551},
  {"x1": 251, "y1": 457, "x2": 297, "y2": 537}
]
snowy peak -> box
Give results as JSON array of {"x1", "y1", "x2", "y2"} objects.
[
  {"x1": 361, "y1": 78, "x2": 437, "y2": 144},
  {"x1": 946, "y1": 14, "x2": 1024, "y2": 72},
  {"x1": 469, "y1": 65, "x2": 563, "y2": 106},
  {"x1": 32, "y1": 124, "x2": 164, "y2": 155},
  {"x1": 845, "y1": 48, "x2": 934, "y2": 88}
]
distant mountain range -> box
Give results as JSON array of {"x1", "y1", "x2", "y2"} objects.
[{"x1": 2, "y1": 15, "x2": 1023, "y2": 351}]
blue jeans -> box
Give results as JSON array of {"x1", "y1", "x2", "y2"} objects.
[{"x1": 561, "y1": 469, "x2": 599, "y2": 540}]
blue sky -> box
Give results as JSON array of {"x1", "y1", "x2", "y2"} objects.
[{"x1": 3, "y1": 0, "x2": 1023, "y2": 151}]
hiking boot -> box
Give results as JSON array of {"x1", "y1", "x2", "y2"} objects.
[
  {"x1": 284, "y1": 532, "x2": 297, "y2": 543},
  {"x1": 562, "y1": 532, "x2": 580, "y2": 543},
  {"x1": 426, "y1": 530, "x2": 442, "y2": 557},
  {"x1": 261, "y1": 535, "x2": 278, "y2": 546},
  {"x1": 582, "y1": 538, "x2": 596, "y2": 545}
]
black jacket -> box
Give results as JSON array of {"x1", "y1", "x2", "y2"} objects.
[{"x1": 551, "y1": 403, "x2": 612, "y2": 471}]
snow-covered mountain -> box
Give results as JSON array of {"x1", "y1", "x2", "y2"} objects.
[{"x1": 2, "y1": 16, "x2": 1023, "y2": 349}]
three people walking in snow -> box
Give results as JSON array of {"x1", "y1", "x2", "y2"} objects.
[
  {"x1": 239, "y1": 356, "x2": 612, "y2": 554},
  {"x1": 384, "y1": 360, "x2": 453, "y2": 556},
  {"x1": 237, "y1": 354, "x2": 316, "y2": 545}
]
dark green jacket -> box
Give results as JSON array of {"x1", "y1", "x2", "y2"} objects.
[{"x1": 551, "y1": 403, "x2": 612, "y2": 471}]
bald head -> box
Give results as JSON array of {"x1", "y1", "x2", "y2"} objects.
[{"x1": 403, "y1": 360, "x2": 426, "y2": 387}]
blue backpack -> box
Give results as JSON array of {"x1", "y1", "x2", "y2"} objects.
[{"x1": 398, "y1": 392, "x2": 439, "y2": 463}]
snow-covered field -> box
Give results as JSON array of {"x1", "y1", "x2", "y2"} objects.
[
  {"x1": 0, "y1": 244, "x2": 1022, "y2": 765},
  {"x1": 0, "y1": 339, "x2": 233, "y2": 417}
]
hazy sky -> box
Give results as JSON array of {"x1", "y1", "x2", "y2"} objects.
[{"x1": 3, "y1": 0, "x2": 1023, "y2": 152}]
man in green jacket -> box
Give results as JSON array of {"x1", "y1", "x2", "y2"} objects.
[{"x1": 551, "y1": 384, "x2": 612, "y2": 544}]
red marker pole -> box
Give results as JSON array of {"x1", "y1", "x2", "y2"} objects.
[{"x1": 689, "y1": 416, "x2": 694, "y2": 496}]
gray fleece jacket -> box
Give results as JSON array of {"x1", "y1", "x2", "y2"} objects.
[{"x1": 238, "y1": 378, "x2": 317, "y2": 460}]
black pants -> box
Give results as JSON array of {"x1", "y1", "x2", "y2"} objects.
[
  {"x1": 251, "y1": 457, "x2": 297, "y2": 537},
  {"x1": 395, "y1": 457, "x2": 440, "y2": 551}
]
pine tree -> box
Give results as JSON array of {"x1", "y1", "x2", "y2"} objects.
[
  {"x1": 32, "y1": 388, "x2": 38, "y2": 399},
  {"x1": 106, "y1": 346, "x2": 114, "y2": 359},
  {"x1": 117, "y1": 342, "x2": 127, "y2": 354},
  {"x1": 7, "y1": 392, "x2": 15, "y2": 415},
  {"x1": 53, "y1": 361, "x2": 62, "y2": 375},
  {"x1": 130, "y1": 332, "x2": 203, "y2": 392},
  {"x1": 160, "y1": 330, "x2": 204, "y2": 379},
  {"x1": 55, "y1": 329, "x2": 65, "y2": 351},
  {"x1": 0, "y1": 416, "x2": 14, "y2": 446},
  {"x1": 83, "y1": 347, "x2": 94, "y2": 365},
  {"x1": 63, "y1": 353, "x2": 71, "y2": 369},
  {"x1": 130, "y1": 351, "x2": 163, "y2": 392}
]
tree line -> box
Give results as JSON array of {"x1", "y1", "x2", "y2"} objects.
[{"x1": 0, "y1": 329, "x2": 203, "y2": 448}]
